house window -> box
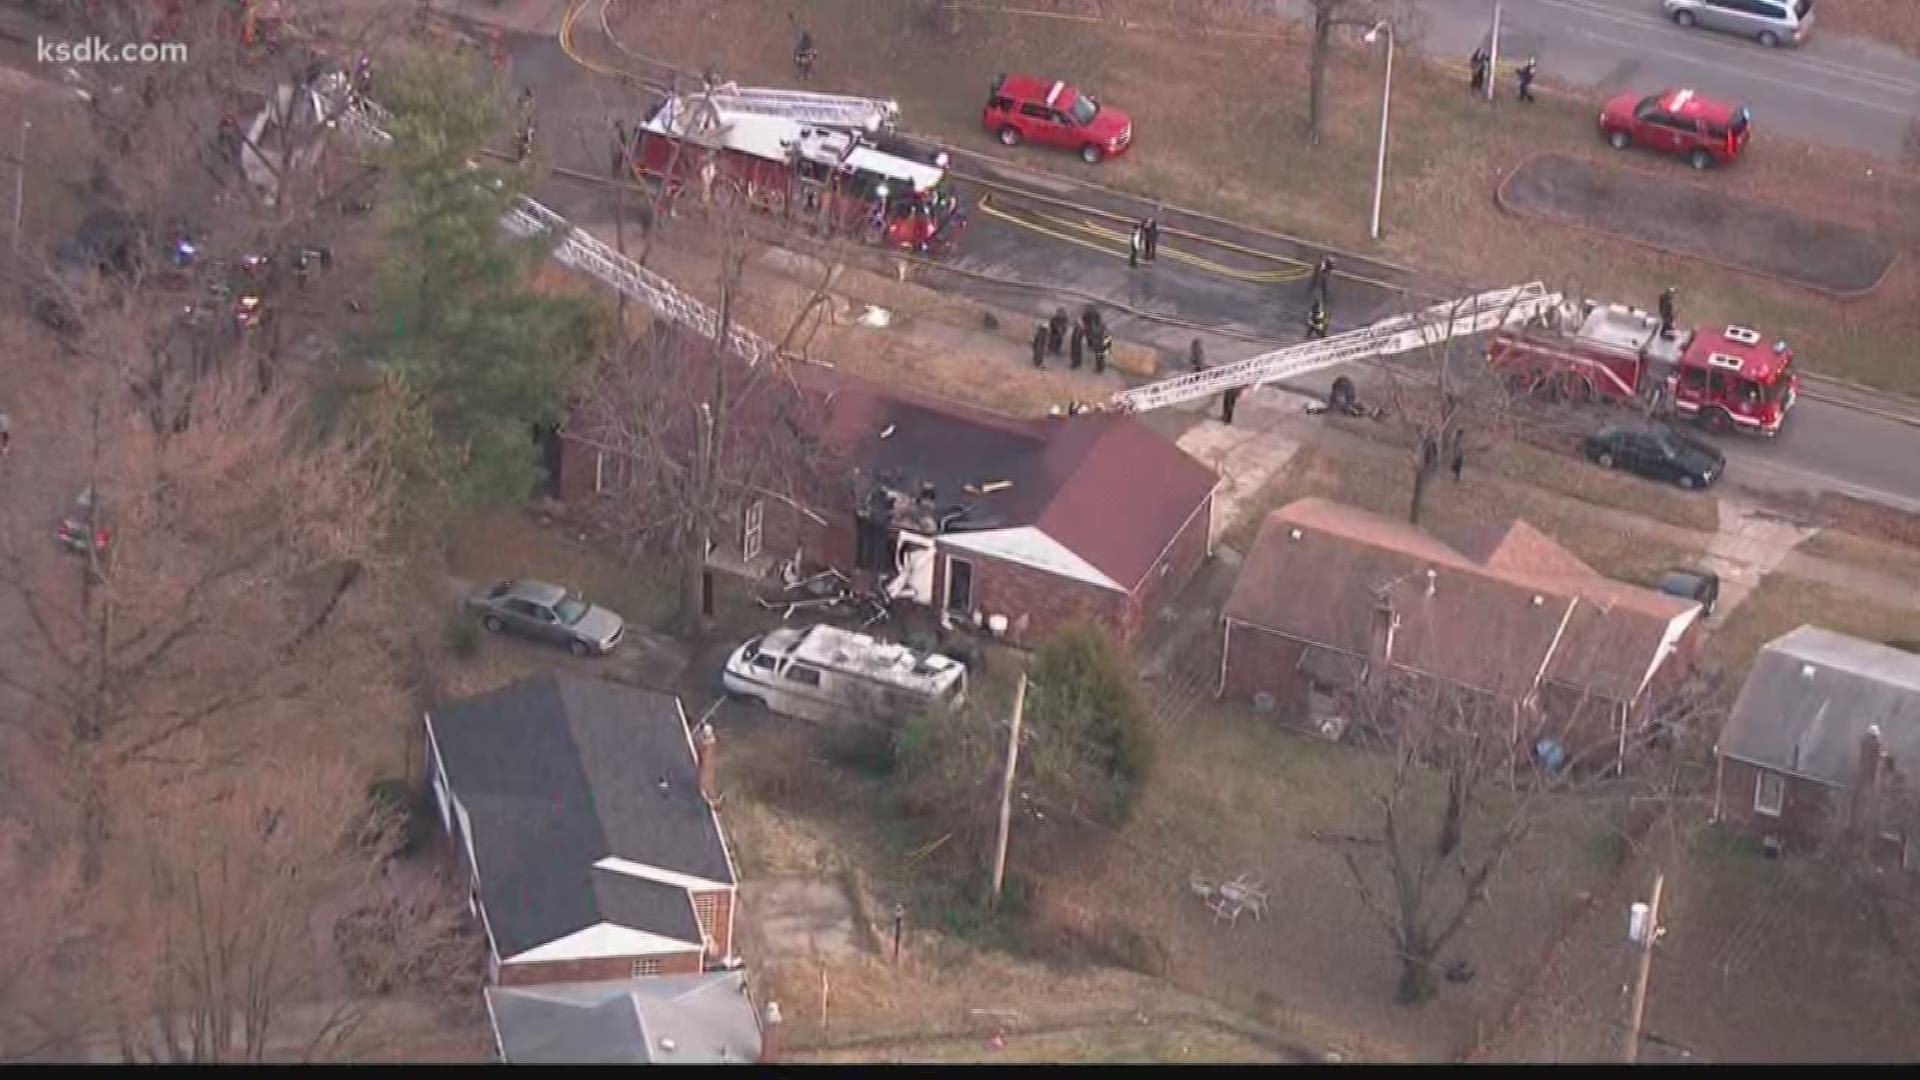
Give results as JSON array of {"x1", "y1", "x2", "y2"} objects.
[
  {"x1": 1754, "y1": 771, "x2": 1785, "y2": 817},
  {"x1": 945, "y1": 557, "x2": 974, "y2": 615},
  {"x1": 630, "y1": 958, "x2": 662, "y2": 978},
  {"x1": 742, "y1": 500, "x2": 765, "y2": 562}
]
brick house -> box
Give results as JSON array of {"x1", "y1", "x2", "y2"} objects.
[
  {"x1": 423, "y1": 671, "x2": 740, "y2": 988},
  {"x1": 557, "y1": 365, "x2": 1218, "y2": 647},
  {"x1": 1219, "y1": 498, "x2": 1702, "y2": 768},
  {"x1": 1714, "y1": 626, "x2": 1920, "y2": 864}
]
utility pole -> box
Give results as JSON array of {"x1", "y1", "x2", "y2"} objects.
[
  {"x1": 988, "y1": 672, "x2": 1028, "y2": 908},
  {"x1": 1487, "y1": 0, "x2": 1503, "y2": 104},
  {"x1": 11, "y1": 119, "x2": 27, "y2": 252},
  {"x1": 1624, "y1": 871, "x2": 1665, "y2": 1063}
]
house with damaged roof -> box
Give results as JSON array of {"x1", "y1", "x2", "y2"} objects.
[
  {"x1": 423, "y1": 671, "x2": 770, "y2": 1063},
  {"x1": 1219, "y1": 498, "x2": 1704, "y2": 769},
  {"x1": 557, "y1": 364, "x2": 1218, "y2": 646}
]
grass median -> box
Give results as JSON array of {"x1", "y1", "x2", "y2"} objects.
[{"x1": 612, "y1": 0, "x2": 1920, "y2": 394}]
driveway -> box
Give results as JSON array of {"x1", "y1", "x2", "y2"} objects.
[{"x1": 1273, "y1": 0, "x2": 1920, "y2": 159}]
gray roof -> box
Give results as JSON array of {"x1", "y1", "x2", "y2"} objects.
[
  {"x1": 1720, "y1": 626, "x2": 1920, "y2": 786},
  {"x1": 487, "y1": 972, "x2": 761, "y2": 1064},
  {"x1": 429, "y1": 672, "x2": 734, "y2": 959}
]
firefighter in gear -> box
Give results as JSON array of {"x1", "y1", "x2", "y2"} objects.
[
  {"x1": 1307, "y1": 298, "x2": 1330, "y2": 340},
  {"x1": 1069, "y1": 324, "x2": 1086, "y2": 370},
  {"x1": 1658, "y1": 287, "x2": 1677, "y2": 336},
  {"x1": 1516, "y1": 58, "x2": 1537, "y2": 103},
  {"x1": 1189, "y1": 338, "x2": 1206, "y2": 373},
  {"x1": 1221, "y1": 385, "x2": 1241, "y2": 426},
  {"x1": 1031, "y1": 323, "x2": 1049, "y2": 369},
  {"x1": 1310, "y1": 255, "x2": 1335, "y2": 305},
  {"x1": 1143, "y1": 216, "x2": 1160, "y2": 262},
  {"x1": 1128, "y1": 222, "x2": 1144, "y2": 269},
  {"x1": 515, "y1": 87, "x2": 537, "y2": 162},
  {"x1": 1470, "y1": 48, "x2": 1490, "y2": 94},
  {"x1": 1048, "y1": 307, "x2": 1070, "y2": 357},
  {"x1": 794, "y1": 28, "x2": 817, "y2": 81},
  {"x1": 1091, "y1": 326, "x2": 1114, "y2": 374}
]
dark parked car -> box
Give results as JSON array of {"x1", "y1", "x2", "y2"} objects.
[
  {"x1": 466, "y1": 579, "x2": 625, "y2": 656},
  {"x1": 1655, "y1": 568, "x2": 1721, "y2": 617},
  {"x1": 1583, "y1": 423, "x2": 1725, "y2": 490}
]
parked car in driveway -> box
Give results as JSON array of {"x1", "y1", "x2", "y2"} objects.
[
  {"x1": 982, "y1": 73, "x2": 1132, "y2": 164},
  {"x1": 1655, "y1": 568, "x2": 1722, "y2": 617},
  {"x1": 1598, "y1": 87, "x2": 1750, "y2": 170},
  {"x1": 466, "y1": 579, "x2": 625, "y2": 656},
  {"x1": 1582, "y1": 423, "x2": 1726, "y2": 490},
  {"x1": 1664, "y1": 0, "x2": 1813, "y2": 49}
]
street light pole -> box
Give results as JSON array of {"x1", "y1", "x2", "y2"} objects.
[
  {"x1": 11, "y1": 119, "x2": 27, "y2": 252},
  {"x1": 1624, "y1": 871, "x2": 1665, "y2": 1063},
  {"x1": 1363, "y1": 23, "x2": 1394, "y2": 242},
  {"x1": 1488, "y1": 0, "x2": 1503, "y2": 104}
]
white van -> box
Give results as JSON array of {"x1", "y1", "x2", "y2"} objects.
[{"x1": 721, "y1": 624, "x2": 968, "y2": 724}]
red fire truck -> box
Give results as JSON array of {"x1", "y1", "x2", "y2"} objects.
[
  {"x1": 631, "y1": 87, "x2": 968, "y2": 257},
  {"x1": 1488, "y1": 299, "x2": 1799, "y2": 436}
]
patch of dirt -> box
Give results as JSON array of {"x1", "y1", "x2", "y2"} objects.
[{"x1": 1498, "y1": 153, "x2": 1898, "y2": 296}]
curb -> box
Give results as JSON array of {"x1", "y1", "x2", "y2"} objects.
[{"x1": 1494, "y1": 151, "x2": 1900, "y2": 300}]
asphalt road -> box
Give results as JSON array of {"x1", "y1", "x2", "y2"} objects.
[
  {"x1": 521, "y1": 18, "x2": 1920, "y2": 514},
  {"x1": 1272, "y1": 0, "x2": 1920, "y2": 158}
]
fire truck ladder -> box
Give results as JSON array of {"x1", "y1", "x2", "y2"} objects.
[
  {"x1": 696, "y1": 84, "x2": 898, "y2": 131},
  {"x1": 501, "y1": 199, "x2": 778, "y2": 366},
  {"x1": 1108, "y1": 283, "x2": 1564, "y2": 414},
  {"x1": 340, "y1": 96, "x2": 780, "y2": 367}
]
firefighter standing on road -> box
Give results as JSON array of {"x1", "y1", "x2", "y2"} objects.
[
  {"x1": 1048, "y1": 307, "x2": 1070, "y2": 357},
  {"x1": 1221, "y1": 386, "x2": 1241, "y2": 426},
  {"x1": 1031, "y1": 323, "x2": 1049, "y2": 369},
  {"x1": 1143, "y1": 216, "x2": 1160, "y2": 262},
  {"x1": 1307, "y1": 297, "x2": 1330, "y2": 339},
  {"x1": 1069, "y1": 323, "x2": 1086, "y2": 369},
  {"x1": 1091, "y1": 321, "x2": 1114, "y2": 374},
  {"x1": 1310, "y1": 255, "x2": 1335, "y2": 305},
  {"x1": 1516, "y1": 57, "x2": 1537, "y2": 104},
  {"x1": 1128, "y1": 221, "x2": 1145, "y2": 269},
  {"x1": 1658, "y1": 287, "x2": 1678, "y2": 336},
  {"x1": 1189, "y1": 338, "x2": 1205, "y2": 373}
]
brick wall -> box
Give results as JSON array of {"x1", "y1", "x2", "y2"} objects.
[
  {"x1": 1117, "y1": 492, "x2": 1213, "y2": 644},
  {"x1": 938, "y1": 547, "x2": 1126, "y2": 646},
  {"x1": 495, "y1": 947, "x2": 704, "y2": 987},
  {"x1": 1716, "y1": 757, "x2": 1840, "y2": 851},
  {"x1": 1220, "y1": 621, "x2": 1310, "y2": 716},
  {"x1": 692, "y1": 888, "x2": 734, "y2": 961}
]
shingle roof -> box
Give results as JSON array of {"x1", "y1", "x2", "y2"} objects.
[
  {"x1": 428, "y1": 672, "x2": 733, "y2": 959},
  {"x1": 1225, "y1": 499, "x2": 1695, "y2": 701},
  {"x1": 487, "y1": 971, "x2": 761, "y2": 1064},
  {"x1": 1720, "y1": 626, "x2": 1920, "y2": 786},
  {"x1": 801, "y1": 368, "x2": 1215, "y2": 592}
]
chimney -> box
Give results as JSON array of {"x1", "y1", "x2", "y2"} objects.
[
  {"x1": 695, "y1": 722, "x2": 719, "y2": 808},
  {"x1": 1367, "y1": 598, "x2": 1398, "y2": 688},
  {"x1": 758, "y1": 1001, "x2": 782, "y2": 1064}
]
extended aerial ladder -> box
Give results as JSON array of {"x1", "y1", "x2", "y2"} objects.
[
  {"x1": 692, "y1": 83, "x2": 898, "y2": 132},
  {"x1": 1107, "y1": 283, "x2": 1564, "y2": 414},
  {"x1": 334, "y1": 91, "x2": 780, "y2": 367}
]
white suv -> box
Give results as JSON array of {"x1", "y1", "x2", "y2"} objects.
[{"x1": 1664, "y1": 0, "x2": 1814, "y2": 48}]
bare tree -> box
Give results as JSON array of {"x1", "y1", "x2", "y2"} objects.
[
  {"x1": 1304, "y1": 0, "x2": 1381, "y2": 145},
  {"x1": 1336, "y1": 664, "x2": 1722, "y2": 1006},
  {"x1": 572, "y1": 201, "x2": 840, "y2": 635}
]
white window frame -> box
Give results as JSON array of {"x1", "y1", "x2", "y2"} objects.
[
  {"x1": 630, "y1": 957, "x2": 662, "y2": 978},
  {"x1": 944, "y1": 556, "x2": 975, "y2": 615},
  {"x1": 1753, "y1": 770, "x2": 1785, "y2": 817},
  {"x1": 742, "y1": 499, "x2": 765, "y2": 562}
]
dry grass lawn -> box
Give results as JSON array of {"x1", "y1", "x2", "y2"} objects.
[
  {"x1": 443, "y1": 506, "x2": 678, "y2": 629},
  {"x1": 1701, "y1": 573, "x2": 1920, "y2": 681},
  {"x1": 612, "y1": 0, "x2": 1920, "y2": 394},
  {"x1": 1799, "y1": 528, "x2": 1920, "y2": 586},
  {"x1": 1234, "y1": 439, "x2": 1707, "y2": 588},
  {"x1": 799, "y1": 1019, "x2": 1289, "y2": 1063},
  {"x1": 1820, "y1": 0, "x2": 1920, "y2": 57}
]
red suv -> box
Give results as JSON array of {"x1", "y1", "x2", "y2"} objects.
[
  {"x1": 982, "y1": 74, "x2": 1133, "y2": 164},
  {"x1": 1598, "y1": 88, "x2": 1751, "y2": 170}
]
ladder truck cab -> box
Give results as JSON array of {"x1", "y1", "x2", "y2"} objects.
[
  {"x1": 633, "y1": 88, "x2": 968, "y2": 257},
  {"x1": 1488, "y1": 299, "x2": 1798, "y2": 436}
]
